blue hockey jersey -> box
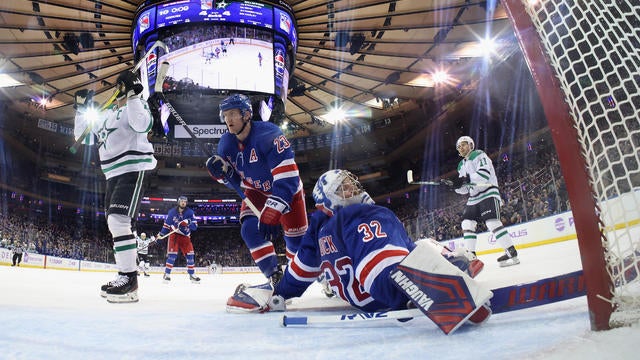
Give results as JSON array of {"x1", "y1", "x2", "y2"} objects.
[
  {"x1": 159, "y1": 206, "x2": 198, "y2": 237},
  {"x1": 216, "y1": 121, "x2": 302, "y2": 205},
  {"x1": 277, "y1": 204, "x2": 416, "y2": 312}
]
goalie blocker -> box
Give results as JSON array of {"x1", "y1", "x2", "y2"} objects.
[{"x1": 390, "y1": 240, "x2": 493, "y2": 335}]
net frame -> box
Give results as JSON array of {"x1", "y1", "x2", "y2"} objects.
[{"x1": 502, "y1": 0, "x2": 640, "y2": 330}]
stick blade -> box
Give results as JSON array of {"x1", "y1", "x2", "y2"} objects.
[
  {"x1": 155, "y1": 61, "x2": 170, "y2": 93},
  {"x1": 407, "y1": 170, "x2": 414, "y2": 184}
]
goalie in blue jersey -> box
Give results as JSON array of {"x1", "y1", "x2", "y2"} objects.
[{"x1": 227, "y1": 169, "x2": 494, "y2": 335}]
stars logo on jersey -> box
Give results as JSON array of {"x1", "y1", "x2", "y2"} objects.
[
  {"x1": 249, "y1": 148, "x2": 258, "y2": 163},
  {"x1": 96, "y1": 121, "x2": 117, "y2": 149}
]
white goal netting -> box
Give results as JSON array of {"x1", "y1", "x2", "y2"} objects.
[{"x1": 520, "y1": 0, "x2": 640, "y2": 326}]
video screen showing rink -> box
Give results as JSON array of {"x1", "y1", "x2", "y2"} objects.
[{"x1": 158, "y1": 24, "x2": 274, "y2": 94}]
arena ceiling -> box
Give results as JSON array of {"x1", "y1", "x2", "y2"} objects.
[{"x1": 0, "y1": 0, "x2": 520, "y2": 136}]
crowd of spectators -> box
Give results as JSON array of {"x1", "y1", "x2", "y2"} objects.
[
  {"x1": 392, "y1": 146, "x2": 570, "y2": 240},
  {"x1": 1, "y1": 143, "x2": 574, "y2": 269}
]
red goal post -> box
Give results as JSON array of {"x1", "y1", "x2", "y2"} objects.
[{"x1": 502, "y1": 0, "x2": 640, "y2": 330}]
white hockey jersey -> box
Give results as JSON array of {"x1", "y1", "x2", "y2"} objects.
[
  {"x1": 74, "y1": 96, "x2": 157, "y2": 179},
  {"x1": 455, "y1": 149, "x2": 502, "y2": 206},
  {"x1": 137, "y1": 236, "x2": 152, "y2": 255}
]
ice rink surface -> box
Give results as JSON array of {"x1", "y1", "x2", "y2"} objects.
[{"x1": 1, "y1": 240, "x2": 638, "y2": 360}]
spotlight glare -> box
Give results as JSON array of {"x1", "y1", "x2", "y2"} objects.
[
  {"x1": 433, "y1": 71, "x2": 448, "y2": 84},
  {"x1": 85, "y1": 107, "x2": 100, "y2": 124}
]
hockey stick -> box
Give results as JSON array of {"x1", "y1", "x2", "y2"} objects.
[
  {"x1": 69, "y1": 40, "x2": 169, "y2": 154},
  {"x1": 281, "y1": 270, "x2": 587, "y2": 326},
  {"x1": 407, "y1": 170, "x2": 492, "y2": 187},
  {"x1": 406, "y1": 170, "x2": 442, "y2": 186},
  {"x1": 154, "y1": 61, "x2": 261, "y2": 216}
]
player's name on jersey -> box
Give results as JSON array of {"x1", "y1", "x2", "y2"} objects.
[{"x1": 174, "y1": 125, "x2": 229, "y2": 138}]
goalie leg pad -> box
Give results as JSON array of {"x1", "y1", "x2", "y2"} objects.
[{"x1": 390, "y1": 241, "x2": 493, "y2": 335}]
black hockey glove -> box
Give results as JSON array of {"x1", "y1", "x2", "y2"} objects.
[
  {"x1": 116, "y1": 70, "x2": 143, "y2": 99},
  {"x1": 441, "y1": 175, "x2": 470, "y2": 190},
  {"x1": 74, "y1": 89, "x2": 95, "y2": 111}
]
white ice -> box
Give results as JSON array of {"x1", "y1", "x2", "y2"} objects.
[{"x1": 1, "y1": 240, "x2": 638, "y2": 360}]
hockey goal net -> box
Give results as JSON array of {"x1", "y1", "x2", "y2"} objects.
[{"x1": 503, "y1": 0, "x2": 640, "y2": 330}]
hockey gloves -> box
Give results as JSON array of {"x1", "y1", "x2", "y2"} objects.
[
  {"x1": 74, "y1": 89, "x2": 95, "y2": 111},
  {"x1": 206, "y1": 155, "x2": 234, "y2": 181},
  {"x1": 258, "y1": 196, "x2": 289, "y2": 242},
  {"x1": 441, "y1": 174, "x2": 470, "y2": 190},
  {"x1": 116, "y1": 70, "x2": 143, "y2": 100}
]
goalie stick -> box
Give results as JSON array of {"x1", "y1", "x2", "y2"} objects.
[
  {"x1": 69, "y1": 40, "x2": 169, "y2": 154},
  {"x1": 282, "y1": 269, "x2": 587, "y2": 327},
  {"x1": 153, "y1": 61, "x2": 261, "y2": 216},
  {"x1": 406, "y1": 169, "x2": 491, "y2": 187}
]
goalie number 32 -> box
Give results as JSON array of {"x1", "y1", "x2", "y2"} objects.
[{"x1": 358, "y1": 220, "x2": 388, "y2": 242}]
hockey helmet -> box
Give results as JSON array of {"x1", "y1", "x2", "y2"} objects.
[
  {"x1": 456, "y1": 136, "x2": 475, "y2": 151},
  {"x1": 313, "y1": 169, "x2": 374, "y2": 216},
  {"x1": 140, "y1": 232, "x2": 147, "y2": 239},
  {"x1": 177, "y1": 195, "x2": 188, "y2": 207},
  {"x1": 219, "y1": 93, "x2": 252, "y2": 122}
]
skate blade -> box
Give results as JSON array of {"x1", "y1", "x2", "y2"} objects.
[
  {"x1": 499, "y1": 257, "x2": 521, "y2": 267},
  {"x1": 106, "y1": 291, "x2": 139, "y2": 303}
]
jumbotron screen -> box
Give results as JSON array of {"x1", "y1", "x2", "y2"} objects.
[{"x1": 131, "y1": 0, "x2": 296, "y2": 127}]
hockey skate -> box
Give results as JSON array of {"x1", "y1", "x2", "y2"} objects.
[
  {"x1": 105, "y1": 272, "x2": 139, "y2": 303},
  {"x1": 143, "y1": 272, "x2": 150, "y2": 277},
  {"x1": 100, "y1": 273, "x2": 121, "y2": 298},
  {"x1": 163, "y1": 273, "x2": 171, "y2": 283},
  {"x1": 497, "y1": 246, "x2": 520, "y2": 267},
  {"x1": 226, "y1": 281, "x2": 284, "y2": 313},
  {"x1": 227, "y1": 281, "x2": 273, "y2": 312},
  {"x1": 189, "y1": 274, "x2": 201, "y2": 284},
  {"x1": 318, "y1": 275, "x2": 335, "y2": 298}
]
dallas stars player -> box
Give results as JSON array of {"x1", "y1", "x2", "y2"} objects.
[
  {"x1": 442, "y1": 136, "x2": 520, "y2": 268},
  {"x1": 73, "y1": 70, "x2": 157, "y2": 303}
]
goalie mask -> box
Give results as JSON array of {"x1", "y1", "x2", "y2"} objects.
[
  {"x1": 313, "y1": 170, "x2": 374, "y2": 216},
  {"x1": 456, "y1": 136, "x2": 475, "y2": 157}
]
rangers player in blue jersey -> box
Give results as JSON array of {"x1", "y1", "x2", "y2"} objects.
[
  {"x1": 74, "y1": 70, "x2": 156, "y2": 303},
  {"x1": 156, "y1": 195, "x2": 200, "y2": 283},
  {"x1": 227, "y1": 169, "x2": 493, "y2": 335},
  {"x1": 206, "y1": 94, "x2": 308, "y2": 286}
]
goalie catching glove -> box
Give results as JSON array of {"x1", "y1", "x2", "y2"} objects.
[
  {"x1": 115, "y1": 70, "x2": 143, "y2": 100},
  {"x1": 226, "y1": 281, "x2": 286, "y2": 313},
  {"x1": 259, "y1": 196, "x2": 289, "y2": 242}
]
